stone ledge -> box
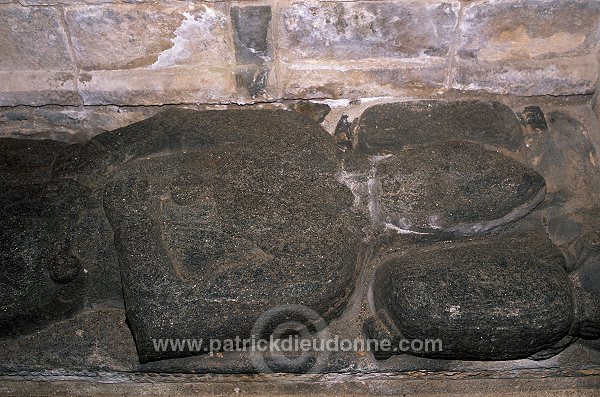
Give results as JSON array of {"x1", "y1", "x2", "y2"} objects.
[
  {"x1": 451, "y1": 56, "x2": 598, "y2": 96},
  {"x1": 78, "y1": 67, "x2": 236, "y2": 105},
  {"x1": 0, "y1": 71, "x2": 80, "y2": 106},
  {"x1": 279, "y1": 59, "x2": 449, "y2": 99},
  {"x1": 0, "y1": 374, "x2": 599, "y2": 397}
]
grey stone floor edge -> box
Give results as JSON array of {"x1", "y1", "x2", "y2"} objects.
[{"x1": 0, "y1": 372, "x2": 599, "y2": 397}]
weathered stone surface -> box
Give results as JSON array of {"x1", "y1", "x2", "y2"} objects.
[
  {"x1": 0, "y1": 71, "x2": 80, "y2": 107},
  {"x1": 231, "y1": 5, "x2": 271, "y2": 65},
  {"x1": 56, "y1": 109, "x2": 364, "y2": 362},
  {"x1": 357, "y1": 100, "x2": 525, "y2": 152},
  {"x1": 0, "y1": 5, "x2": 73, "y2": 71},
  {"x1": 0, "y1": 308, "x2": 138, "y2": 372},
  {"x1": 78, "y1": 67, "x2": 236, "y2": 105},
  {"x1": 288, "y1": 101, "x2": 331, "y2": 123},
  {"x1": 0, "y1": 6, "x2": 79, "y2": 106},
  {"x1": 372, "y1": 141, "x2": 545, "y2": 237},
  {"x1": 0, "y1": 105, "x2": 161, "y2": 143},
  {"x1": 280, "y1": 1, "x2": 458, "y2": 61},
  {"x1": 451, "y1": 57, "x2": 598, "y2": 96},
  {"x1": 521, "y1": 109, "x2": 600, "y2": 200},
  {"x1": 235, "y1": 65, "x2": 270, "y2": 99},
  {"x1": 65, "y1": 4, "x2": 233, "y2": 70},
  {"x1": 365, "y1": 233, "x2": 586, "y2": 360},
  {"x1": 280, "y1": 61, "x2": 448, "y2": 99},
  {"x1": 453, "y1": 0, "x2": 600, "y2": 96},
  {"x1": 0, "y1": 139, "x2": 86, "y2": 336},
  {"x1": 457, "y1": 0, "x2": 600, "y2": 63}
]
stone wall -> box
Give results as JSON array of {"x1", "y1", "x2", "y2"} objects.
[{"x1": 1, "y1": 0, "x2": 599, "y2": 107}]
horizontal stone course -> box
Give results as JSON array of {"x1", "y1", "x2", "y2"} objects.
[{"x1": 0, "y1": 0, "x2": 598, "y2": 105}]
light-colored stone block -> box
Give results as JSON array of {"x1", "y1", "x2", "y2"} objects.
[
  {"x1": 64, "y1": 3, "x2": 234, "y2": 71},
  {"x1": 0, "y1": 5, "x2": 73, "y2": 70},
  {"x1": 78, "y1": 67, "x2": 236, "y2": 105},
  {"x1": 0, "y1": 71, "x2": 79, "y2": 106},
  {"x1": 453, "y1": 0, "x2": 600, "y2": 95},
  {"x1": 280, "y1": 0, "x2": 459, "y2": 62},
  {"x1": 0, "y1": 5, "x2": 78, "y2": 105},
  {"x1": 452, "y1": 56, "x2": 598, "y2": 96}
]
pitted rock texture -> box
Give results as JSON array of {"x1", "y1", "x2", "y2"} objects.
[
  {"x1": 356, "y1": 141, "x2": 545, "y2": 238},
  {"x1": 60, "y1": 109, "x2": 366, "y2": 362},
  {"x1": 0, "y1": 139, "x2": 86, "y2": 336},
  {"x1": 365, "y1": 233, "x2": 579, "y2": 361},
  {"x1": 357, "y1": 100, "x2": 524, "y2": 153}
]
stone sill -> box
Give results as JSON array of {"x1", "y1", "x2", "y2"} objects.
[{"x1": 1, "y1": 372, "x2": 599, "y2": 396}]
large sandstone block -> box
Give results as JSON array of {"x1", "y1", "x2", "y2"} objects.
[
  {"x1": 63, "y1": 3, "x2": 237, "y2": 105},
  {"x1": 280, "y1": 0, "x2": 459, "y2": 61},
  {"x1": 0, "y1": 5, "x2": 78, "y2": 105},
  {"x1": 64, "y1": 3, "x2": 233, "y2": 71},
  {"x1": 453, "y1": 0, "x2": 600, "y2": 95},
  {"x1": 278, "y1": 0, "x2": 457, "y2": 98}
]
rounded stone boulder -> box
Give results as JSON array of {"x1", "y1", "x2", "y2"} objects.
[{"x1": 365, "y1": 234, "x2": 600, "y2": 360}]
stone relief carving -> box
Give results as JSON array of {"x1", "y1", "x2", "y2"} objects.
[{"x1": 1, "y1": 102, "x2": 598, "y2": 369}]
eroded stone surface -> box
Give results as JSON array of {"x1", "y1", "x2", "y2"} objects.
[
  {"x1": 0, "y1": 139, "x2": 85, "y2": 336},
  {"x1": 373, "y1": 141, "x2": 545, "y2": 237},
  {"x1": 65, "y1": 4, "x2": 232, "y2": 70},
  {"x1": 452, "y1": 0, "x2": 600, "y2": 96},
  {"x1": 280, "y1": 63, "x2": 449, "y2": 99},
  {"x1": 280, "y1": 1, "x2": 458, "y2": 61},
  {"x1": 60, "y1": 109, "x2": 367, "y2": 362},
  {"x1": 0, "y1": 6, "x2": 73, "y2": 71},
  {"x1": 457, "y1": 0, "x2": 600, "y2": 63},
  {"x1": 357, "y1": 100, "x2": 525, "y2": 152},
  {"x1": 288, "y1": 101, "x2": 331, "y2": 123},
  {"x1": 365, "y1": 232, "x2": 577, "y2": 360},
  {"x1": 231, "y1": 5, "x2": 271, "y2": 65}
]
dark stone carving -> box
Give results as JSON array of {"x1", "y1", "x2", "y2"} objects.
[
  {"x1": 357, "y1": 100, "x2": 525, "y2": 153},
  {"x1": 365, "y1": 232, "x2": 600, "y2": 360},
  {"x1": 0, "y1": 103, "x2": 598, "y2": 370},
  {"x1": 51, "y1": 109, "x2": 365, "y2": 362},
  {"x1": 342, "y1": 140, "x2": 545, "y2": 238}
]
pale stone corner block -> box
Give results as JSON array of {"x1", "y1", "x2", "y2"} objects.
[{"x1": 0, "y1": 5, "x2": 79, "y2": 105}]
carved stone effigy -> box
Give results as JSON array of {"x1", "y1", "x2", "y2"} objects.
[{"x1": 0, "y1": 102, "x2": 599, "y2": 370}]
